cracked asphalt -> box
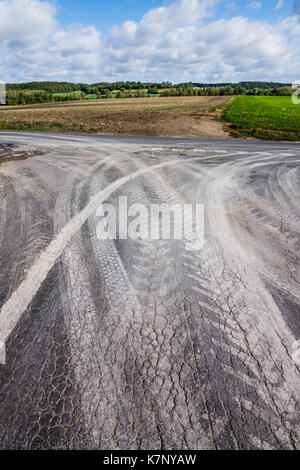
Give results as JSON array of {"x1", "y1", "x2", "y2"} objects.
[{"x1": 0, "y1": 131, "x2": 299, "y2": 450}]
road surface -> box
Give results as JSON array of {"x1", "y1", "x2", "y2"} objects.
[{"x1": 0, "y1": 132, "x2": 299, "y2": 450}]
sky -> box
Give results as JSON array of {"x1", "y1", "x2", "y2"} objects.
[{"x1": 0, "y1": 0, "x2": 299, "y2": 84}]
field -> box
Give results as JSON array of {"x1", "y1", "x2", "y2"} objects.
[
  {"x1": 0, "y1": 96, "x2": 230, "y2": 138},
  {"x1": 1, "y1": 95, "x2": 297, "y2": 140},
  {"x1": 222, "y1": 96, "x2": 300, "y2": 140}
]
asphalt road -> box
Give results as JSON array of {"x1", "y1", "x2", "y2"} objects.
[{"x1": 0, "y1": 131, "x2": 299, "y2": 450}]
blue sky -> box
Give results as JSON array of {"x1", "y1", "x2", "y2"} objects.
[
  {"x1": 0, "y1": 0, "x2": 300, "y2": 83},
  {"x1": 56, "y1": 0, "x2": 164, "y2": 33},
  {"x1": 56, "y1": 0, "x2": 295, "y2": 31}
]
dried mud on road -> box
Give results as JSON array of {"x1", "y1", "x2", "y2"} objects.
[{"x1": 0, "y1": 132, "x2": 299, "y2": 450}]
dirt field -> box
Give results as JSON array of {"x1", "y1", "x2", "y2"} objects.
[{"x1": 0, "y1": 96, "x2": 231, "y2": 138}]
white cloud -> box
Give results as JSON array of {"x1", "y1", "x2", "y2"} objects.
[
  {"x1": 101, "y1": 1, "x2": 299, "y2": 83},
  {"x1": 0, "y1": 0, "x2": 299, "y2": 83},
  {"x1": 0, "y1": 0, "x2": 56, "y2": 42},
  {"x1": 281, "y1": 15, "x2": 300, "y2": 34},
  {"x1": 247, "y1": 1, "x2": 262, "y2": 9},
  {"x1": 276, "y1": 0, "x2": 284, "y2": 10},
  {"x1": 7, "y1": 25, "x2": 101, "y2": 81},
  {"x1": 108, "y1": 0, "x2": 217, "y2": 46},
  {"x1": 0, "y1": 0, "x2": 101, "y2": 82}
]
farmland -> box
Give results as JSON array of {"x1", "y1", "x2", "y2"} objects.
[
  {"x1": 1, "y1": 95, "x2": 299, "y2": 140},
  {"x1": 222, "y1": 96, "x2": 300, "y2": 140},
  {"x1": 0, "y1": 96, "x2": 230, "y2": 138}
]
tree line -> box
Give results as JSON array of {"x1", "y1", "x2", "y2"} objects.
[
  {"x1": 162, "y1": 83, "x2": 292, "y2": 97},
  {"x1": 5, "y1": 89, "x2": 86, "y2": 105},
  {"x1": 3, "y1": 81, "x2": 292, "y2": 105}
]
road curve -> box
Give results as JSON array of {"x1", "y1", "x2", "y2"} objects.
[{"x1": 0, "y1": 131, "x2": 299, "y2": 450}]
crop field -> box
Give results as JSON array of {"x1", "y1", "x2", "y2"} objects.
[
  {"x1": 222, "y1": 96, "x2": 300, "y2": 140},
  {"x1": 1, "y1": 95, "x2": 298, "y2": 140},
  {"x1": 52, "y1": 90, "x2": 83, "y2": 97},
  {"x1": 0, "y1": 96, "x2": 230, "y2": 138}
]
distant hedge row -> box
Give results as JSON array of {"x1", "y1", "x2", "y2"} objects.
[
  {"x1": 5, "y1": 90, "x2": 86, "y2": 105},
  {"x1": 3, "y1": 81, "x2": 292, "y2": 106}
]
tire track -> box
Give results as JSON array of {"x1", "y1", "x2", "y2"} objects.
[{"x1": 0, "y1": 133, "x2": 299, "y2": 449}]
